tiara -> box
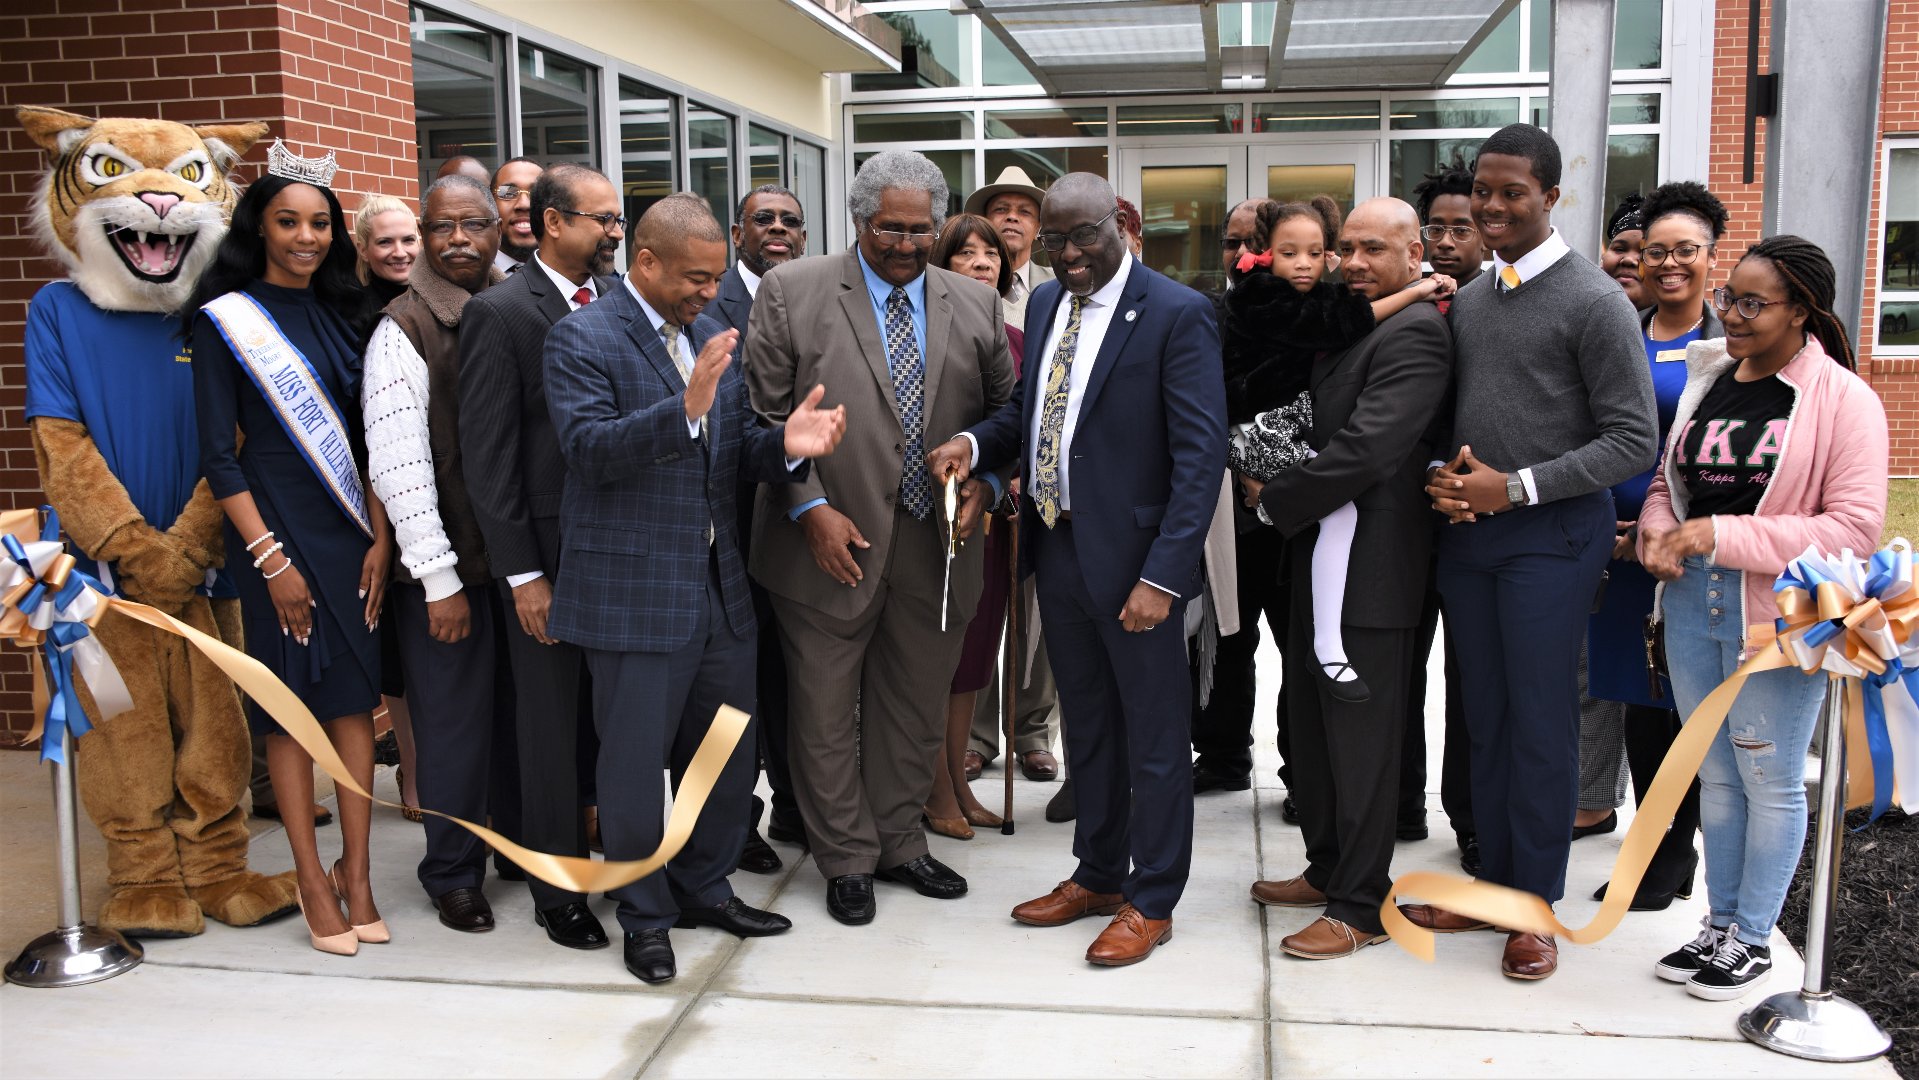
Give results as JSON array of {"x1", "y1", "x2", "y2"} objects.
[{"x1": 266, "y1": 139, "x2": 339, "y2": 188}]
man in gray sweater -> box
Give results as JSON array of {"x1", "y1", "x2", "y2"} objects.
[{"x1": 1405, "y1": 124, "x2": 1656, "y2": 982}]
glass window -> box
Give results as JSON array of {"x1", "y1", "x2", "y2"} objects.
[
  {"x1": 1389, "y1": 139, "x2": 1487, "y2": 205},
  {"x1": 1529, "y1": 93, "x2": 1662, "y2": 128},
  {"x1": 1454, "y1": 5, "x2": 1520, "y2": 75},
  {"x1": 748, "y1": 124, "x2": 785, "y2": 195},
  {"x1": 1882, "y1": 302, "x2": 1919, "y2": 348},
  {"x1": 1267, "y1": 164, "x2": 1357, "y2": 219},
  {"x1": 984, "y1": 108, "x2": 1106, "y2": 140},
  {"x1": 518, "y1": 42, "x2": 598, "y2": 167},
  {"x1": 855, "y1": 149, "x2": 970, "y2": 219},
  {"x1": 1115, "y1": 103, "x2": 1242, "y2": 136},
  {"x1": 985, "y1": 147, "x2": 1108, "y2": 192},
  {"x1": 793, "y1": 141, "x2": 827, "y2": 255},
  {"x1": 1253, "y1": 100, "x2": 1380, "y2": 134},
  {"x1": 853, "y1": 111, "x2": 975, "y2": 143},
  {"x1": 410, "y1": 5, "x2": 506, "y2": 192},
  {"x1": 618, "y1": 77, "x2": 676, "y2": 228},
  {"x1": 1605, "y1": 133, "x2": 1659, "y2": 209},
  {"x1": 689, "y1": 101, "x2": 735, "y2": 252},
  {"x1": 1880, "y1": 147, "x2": 1919, "y2": 292},
  {"x1": 1531, "y1": 0, "x2": 1664, "y2": 72},
  {"x1": 1390, "y1": 97, "x2": 1519, "y2": 131},
  {"x1": 1529, "y1": 0, "x2": 1551, "y2": 71},
  {"x1": 853, "y1": 9, "x2": 972, "y2": 90},
  {"x1": 981, "y1": 16, "x2": 1037, "y2": 85},
  {"x1": 1138, "y1": 163, "x2": 1230, "y2": 294}
]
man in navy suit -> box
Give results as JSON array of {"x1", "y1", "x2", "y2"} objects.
[
  {"x1": 543, "y1": 193, "x2": 845, "y2": 985},
  {"x1": 929, "y1": 173, "x2": 1226, "y2": 967}
]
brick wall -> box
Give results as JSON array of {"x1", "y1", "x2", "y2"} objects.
[
  {"x1": 1709, "y1": 0, "x2": 1919, "y2": 471},
  {"x1": 0, "y1": 0, "x2": 417, "y2": 743}
]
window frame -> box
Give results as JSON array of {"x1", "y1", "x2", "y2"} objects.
[{"x1": 1877, "y1": 136, "x2": 1919, "y2": 358}]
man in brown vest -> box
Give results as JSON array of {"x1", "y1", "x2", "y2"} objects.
[{"x1": 362, "y1": 174, "x2": 519, "y2": 934}]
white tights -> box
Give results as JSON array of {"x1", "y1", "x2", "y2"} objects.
[{"x1": 1311, "y1": 500, "x2": 1359, "y2": 682}]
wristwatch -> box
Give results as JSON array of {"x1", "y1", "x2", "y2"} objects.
[{"x1": 1505, "y1": 475, "x2": 1530, "y2": 508}]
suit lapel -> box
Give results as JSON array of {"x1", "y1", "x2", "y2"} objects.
[
  {"x1": 836, "y1": 252, "x2": 903, "y2": 432},
  {"x1": 920, "y1": 270, "x2": 954, "y2": 429},
  {"x1": 617, "y1": 289, "x2": 688, "y2": 390},
  {"x1": 1023, "y1": 283, "x2": 1061, "y2": 405},
  {"x1": 1076, "y1": 260, "x2": 1148, "y2": 418},
  {"x1": 525, "y1": 259, "x2": 572, "y2": 326}
]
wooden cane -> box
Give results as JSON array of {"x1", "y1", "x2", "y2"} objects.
[{"x1": 1001, "y1": 512, "x2": 1018, "y2": 834}]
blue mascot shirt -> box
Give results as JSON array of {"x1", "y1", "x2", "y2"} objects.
[{"x1": 23, "y1": 280, "x2": 235, "y2": 597}]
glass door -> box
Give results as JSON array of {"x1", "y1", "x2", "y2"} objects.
[
  {"x1": 1249, "y1": 142, "x2": 1379, "y2": 222},
  {"x1": 1120, "y1": 146, "x2": 1245, "y2": 295}
]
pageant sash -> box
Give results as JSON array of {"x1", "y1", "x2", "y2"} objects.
[{"x1": 202, "y1": 291, "x2": 374, "y2": 540}]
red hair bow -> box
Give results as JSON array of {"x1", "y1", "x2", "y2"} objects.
[{"x1": 1236, "y1": 251, "x2": 1272, "y2": 273}]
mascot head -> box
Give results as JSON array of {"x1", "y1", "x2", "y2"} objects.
[{"x1": 17, "y1": 106, "x2": 268, "y2": 314}]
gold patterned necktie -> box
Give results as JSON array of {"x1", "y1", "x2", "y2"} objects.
[
  {"x1": 1498, "y1": 264, "x2": 1521, "y2": 293},
  {"x1": 659, "y1": 322, "x2": 694, "y2": 386},
  {"x1": 1030, "y1": 295, "x2": 1086, "y2": 528}
]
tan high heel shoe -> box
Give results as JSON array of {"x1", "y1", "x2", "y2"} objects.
[
  {"x1": 329, "y1": 859, "x2": 391, "y2": 944},
  {"x1": 922, "y1": 812, "x2": 974, "y2": 841},
  {"x1": 963, "y1": 806, "x2": 1004, "y2": 829},
  {"x1": 298, "y1": 881, "x2": 359, "y2": 956}
]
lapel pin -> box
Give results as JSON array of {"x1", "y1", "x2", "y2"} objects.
[{"x1": 1124, "y1": 309, "x2": 1137, "y2": 322}]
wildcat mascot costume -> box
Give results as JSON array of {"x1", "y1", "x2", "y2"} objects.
[{"x1": 18, "y1": 106, "x2": 299, "y2": 937}]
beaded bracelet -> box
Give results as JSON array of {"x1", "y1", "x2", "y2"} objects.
[
  {"x1": 261, "y1": 555, "x2": 293, "y2": 580},
  {"x1": 244, "y1": 531, "x2": 275, "y2": 553},
  {"x1": 252, "y1": 541, "x2": 285, "y2": 569}
]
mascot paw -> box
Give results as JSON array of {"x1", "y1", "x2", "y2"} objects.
[
  {"x1": 190, "y1": 871, "x2": 300, "y2": 928},
  {"x1": 99, "y1": 883, "x2": 205, "y2": 939}
]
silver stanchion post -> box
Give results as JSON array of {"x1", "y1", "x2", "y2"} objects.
[
  {"x1": 1737, "y1": 675, "x2": 1891, "y2": 1061},
  {"x1": 4, "y1": 723, "x2": 142, "y2": 987}
]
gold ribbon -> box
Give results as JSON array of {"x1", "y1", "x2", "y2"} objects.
[
  {"x1": 3, "y1": 509, "x2": 747, "y2": 894},
  {"x1": 1382, "y1": 548, "x2": 1916, "y2": 960}
]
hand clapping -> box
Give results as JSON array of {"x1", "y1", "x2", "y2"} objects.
[{"x1": 783, "y1": 383, "x2": 846, "y2": 459}]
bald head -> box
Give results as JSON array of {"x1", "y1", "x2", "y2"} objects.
[
  {"x1": 438, "y1": 154, "x2": 491, "y2": 185},
  {"x1": 1041, "y1": 172, "x2": 1126, "y2": 296},
  {"x1": 1337, "y1": 197, "x2": 1423, "y2": 299},
  {"x1": 632, "y1": 192, "x2": 725, "y2": 263},
  {"x1": 629, "y1": 192, "x2": 727, "y2": 328}
]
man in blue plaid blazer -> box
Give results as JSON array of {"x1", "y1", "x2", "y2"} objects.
[{"x1": 542, "y1": 193, "x2": 845, "y2": 985}]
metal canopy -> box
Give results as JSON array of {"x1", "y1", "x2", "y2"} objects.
[{"x1": 956, "y1": 0, "x2": 1517, "y2": 95}]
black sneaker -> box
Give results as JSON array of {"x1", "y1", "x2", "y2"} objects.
[
  {"x1": 1687, "y1": 936, "x2": 1771, "y2": 1001},
  {"x1": 1655, "y1": 921, "x2": 1730, "y2": 983}
]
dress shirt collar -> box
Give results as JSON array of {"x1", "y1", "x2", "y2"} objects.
[
  {"x1": 1492, "y1": 226, "x2": 1570, "y2": 287},
  {"x1": 493, "y1": 249, "x2": 523, "y2": 275},
  {"x1": 737, "y1": 261, "x2": 762, "y2": 298},
  {"x1": 535, "y1": 251, "x2": 595, "y2": 305},
  {"x1": 622, "y1": 274, "x2": 679, "y2": 340},
  {"x1": 857, "y1": 249, "x2": 925, "y2": 316}
]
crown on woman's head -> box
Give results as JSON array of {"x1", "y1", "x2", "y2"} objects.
[{"x1": 266, "y1": 139, "x2": 338, "y2": 188}]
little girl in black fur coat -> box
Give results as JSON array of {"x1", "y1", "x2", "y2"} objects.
[{"x1": 1222, "y1": 195, "x2": 1451, "y2": 701}]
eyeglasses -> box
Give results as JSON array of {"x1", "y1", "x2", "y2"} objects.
[
  {"x1": 1037, "y1": 208, "x2": 1118, "y2": 253},
  {"x1": 558, "y1": 208, "x2": 627, "y2": 233},
  {"x1": 1219, "y1": 235, "x2": 1253, "y2": 252},
  {"x1": 866, "y1": 222, "x2": 939, "y2": 248},
  {"x1": 750, "y1": 210, "x2": 805, "y2": 229},
  {"x1": 1643, "y1": 242, "x2": 1713, "y2": 266},
  {"x1": 1420, "y1": 224, "x2": 1478, "y2": 242},
  {"x1": 1712, "y1": 286, "x2": 1791, "y2": 319},
  {"x1": 493, "y1": 185, "x2": 530, "y2": 201},
  {"x1": 424, "y1": 217, "x2": 497, "y2": 238}
]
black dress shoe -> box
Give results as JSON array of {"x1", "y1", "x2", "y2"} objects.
[
  {"x1": 1593, "y1": 847, "x2": 1698, "y2": 911},
  {"x1": 767, "y1": 813, "x2": 809, "y2": 849},
  {"x1": 1193, "y1": 765, "x2": 1252, "y2": 795},
  {"x1": 875, "y1": 853, "x2": 967, "y2": 899},
  {"x1": 1571, "y1": 809, "x2": 1618, "y2": 840},
  {"x1": 1045, "y1": 777, "x2": 1077, "y2": 823},
  {"x1": 535, "y1": 902, "x2": 609, "y2": 949},
  {"x1": 623, "y1": 929, "x2": 676, "y2": 984},
  {"x1": 1458, "y1": 835, "x2": 1482, "y2": 877},
  {"x1": 1396, "y1": 810, "x2": 1429, "y2": 842},
  {"x1": 827, "y1": 874, "x2": 875, "y2": 925},
  {"x1": 433, "y1": 886, "x2": 495, "y2": 932},
  {"x1": 494, "y1": 860, "x2": 527, "y2": 883},
  {"x1": 676, "y1": 896, "x2": 792, "y2": 937},
  {"x1": 1280, "y1": 797, "x2": 1301, "y2": 824},
  {"x1": 737, "y1": 828, "x2": 783, "y2": 874}
]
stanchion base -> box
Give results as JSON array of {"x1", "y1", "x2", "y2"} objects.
[
  {"x1": 1738, "y1": 990, "x2": 1891, "y2": 1062},
  {"x1": 5, "y1": 925, "x2": 143, "y2": 988}
]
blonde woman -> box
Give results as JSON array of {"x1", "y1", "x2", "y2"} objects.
[{"x1": 353, "y1": 194, "x2": 419, "y2": 305}]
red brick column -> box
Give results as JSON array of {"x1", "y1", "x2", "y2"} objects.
[{"x1": 0, "y1": 0, "x2": 417, "y2": 743}]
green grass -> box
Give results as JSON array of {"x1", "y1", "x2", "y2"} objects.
[{"x1": 1888, "y1": 478, "x2": 1919, "y2": 547}]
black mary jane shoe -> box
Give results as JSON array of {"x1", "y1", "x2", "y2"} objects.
[
  {"x1": 676, "y1": 896, "x2": 792, "y2": 938},
  {"x1": 623, "y1": 929, "x2": 676, "y2": 984},
  {"x1": 874, "y1": 853, "x2": 968, "y2": 899},
  {"x1": 1317, "y1": 662, "x2": 1372, "y2": 704},
  {"x1": 827, "y1": 874, "x2": 876, "y2": 925},
  {"x1": 535, "y1": 902, "x2": 609, "y2": 949},
  {"x1": 737, "y1": 828, "x2": 784, "y2": 874}
]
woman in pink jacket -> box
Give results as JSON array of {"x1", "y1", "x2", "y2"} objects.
[{"x1": 1636, "y1": 236, "x2": 1887, "y2": 1002}]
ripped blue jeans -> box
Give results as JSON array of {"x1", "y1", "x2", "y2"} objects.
[{"x1": 1663, "y1": 555, "x2": 1825, "y2": 945}]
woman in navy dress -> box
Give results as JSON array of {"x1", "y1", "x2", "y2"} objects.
[
  {"x1": 1587, "y1": 181, "x2": 1729, "y2": 909},
  {"x1": 189, "y1": 165, "x2": 392, "y2": 955}
]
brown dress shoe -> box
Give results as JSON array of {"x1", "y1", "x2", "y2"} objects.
[
  {"x1": 1280, "y1": 915, "x2": 1382, "y2": 959},
  {"x1": 963, "y1": 750, "x2": 986, "y2": 781},
  {"x1": 1249, "y1": 875, "x2": 1327, "y2": 908},
  {"x1": 1398, "y1": 903, "x2": 1492, "y2": 933},
  {"x1": 1501, "y1": 931, "x2": 1558, "y2": 980},
  {"x1": 1012, "y1": 880, "x2": 1126, "y2": 927},
  {"x1": 1086, "y1": 905, "x2": 1173, "y2": 967},
  {"x1": 1018, "y1": 749, "x2": 1059, "y2": 781}
]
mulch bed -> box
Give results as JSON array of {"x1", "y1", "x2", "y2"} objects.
[{"x1": 1777, "y1": 806, "x2": 1918, "y2": 1078}]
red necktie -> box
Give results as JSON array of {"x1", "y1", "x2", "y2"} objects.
[{"x1": 572, "y1": 286, "x2": 593, "y2": 307}]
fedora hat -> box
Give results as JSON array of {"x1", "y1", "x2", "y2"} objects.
[{"x1": 964, "y1": 165, "x2": 1047, "y2": 216}]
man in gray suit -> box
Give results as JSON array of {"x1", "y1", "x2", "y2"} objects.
[{"x1": 744, "y1": 150, "x2": 1016, "y2": 926}]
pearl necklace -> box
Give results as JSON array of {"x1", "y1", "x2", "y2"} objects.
[{"x1": 1650, "y1": 312, "x2": 1704, "y2": 341}]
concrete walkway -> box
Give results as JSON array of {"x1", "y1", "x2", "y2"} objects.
[{"x1": 0, "y1": 636, "x2": 1898, "y2": 1079}]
